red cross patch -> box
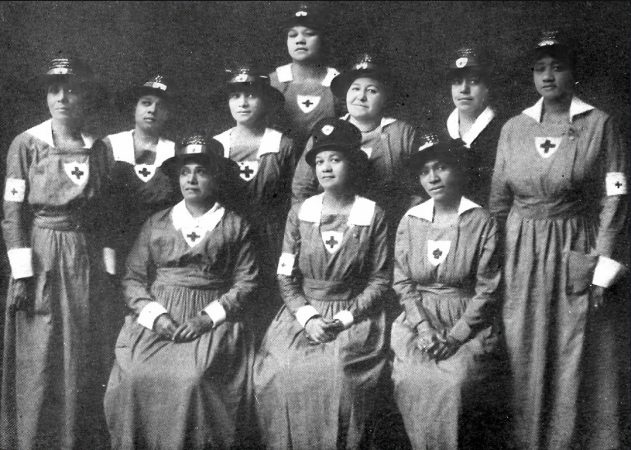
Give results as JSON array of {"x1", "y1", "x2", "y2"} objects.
[
  {"x1": 297, "y1": 95, "x2": 321, "y2": 113},
  {"x1": 321, "y1": 231, "x2": 343, "y2": 254},
  {"x1": 63, "y1": 162, "x2": 89, "y2": 185},
  {"x1": 534, "y1": 137, "x2": 562, "y2": 159}
]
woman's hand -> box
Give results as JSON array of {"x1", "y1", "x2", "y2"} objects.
[
  {"x1": 590, "y1": 284, "x2": 606, "y2": 311},
  {"x1": 304, "y1": 316, "x2": 339, "y2": 344},
  {"x1": 172, "y1": 315, "x2": 214, "y2": 342},
  {"x1": 154, "y1": 313, "x2": 179, "y2": 340},
  {"x1": 430, "y1": 335, "x2": 462, "y2": 361},
  {"x1": 416, "y1": 326, "x2": 442, "y2": 355},
  {"x1": 11, "y1": 277, "x2": 34, "y2": 314}
]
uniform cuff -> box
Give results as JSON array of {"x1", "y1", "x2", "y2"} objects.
[
  {"x1": 333, "y1": 310, "x2": 354, "y2": 329},
  {"x1": 203, "y1": 301, "x2": 227, "y2": 328},
  {"x1": 296, "y1": 305, "x2": 320, "y2": 328},
  {"x1": 7, "y1": 248, "x2": 33, "y2": 279},
  {"x1": 103, "y1": 247, "x2": 116, "y2": 275},
  {"x1": 138, "y1": 302, "x2": 168, "y2": 330},
  {"x1": 448, "y1": 320, "x2": 472, "y2": 343},
  {"x1": 592, "y1": 255, "x2": 627, "y2": 288}
]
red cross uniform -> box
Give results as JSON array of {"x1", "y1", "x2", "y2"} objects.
[{"x1": 490, "y1": 96, "x2": 629, "y2": 449}]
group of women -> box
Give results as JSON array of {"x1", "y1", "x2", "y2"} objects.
[{"x1": 0, "y1": 3, "x2": 628, "y2": 450}]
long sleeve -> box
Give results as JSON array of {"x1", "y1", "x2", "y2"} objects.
[
  {"x1": 2, "y1": 133, "x2": 33, "y2": 278},
  {"x1": 277, "y1": 206, "x2": 315, "y2": 324},
  {"x1": 393, "y1": 215, "x2": 429, "y2": 329},
  {"x1": 212, "y1": 218, "x2": 259, "y2": 321},
  {"x1": 448, "y1": 217, "x2": 501, "y2": 342},
  {"x1": 122, "y1": 215, "x2": 156, "y2": 315},
  {"x1": 291, "y1": 136, "x2": 320, "y2": 206},
  {"x1": 345, "y1": 209, "x2": 392, "y2": 321},
  {"x1": 489, "y1": 122, "x2": 513, "y2": 228}
]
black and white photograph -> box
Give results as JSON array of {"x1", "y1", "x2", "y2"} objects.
[{"x1": 0, "y1": 1, "x2": 629, "y2": 449}]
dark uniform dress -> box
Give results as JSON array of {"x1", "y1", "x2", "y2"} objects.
[
  {"x1": 292, "y1": 116, "x2": 418, "y2": 243},
  {"x1": 391, "y1": 197, "x2": 501, "y2": 450},
  {"x1": 1, "y1": 120, "x2": 112, "y2": 449},
  {"x1": 103, "y1": 201, "x2": 259, "y2": 450},
  {"x1": 254, "y1": 194, "x2": 391, "y2": 449},
  {"x1": 446, "y1": 106, "x2": 503, "y2": 207},
  {"x1": 490, "y1": 97, "x2": 628, "y2": 449},
  {"x1": 270, "y1": 64, "x2": 340, "y2": 152}
]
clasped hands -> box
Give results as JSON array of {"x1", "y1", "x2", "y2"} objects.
[
  {"x1": 304, "y1": 316, "x2": 345, "y2": 344},
  {"x1": 416, "y1": 326, "x2": 461, "y2": 361},
  {"x1": 154, "y1": 313, "x2": 213, "y2": 342}
]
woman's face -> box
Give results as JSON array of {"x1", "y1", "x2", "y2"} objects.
[
  {"x1": 287, "y1": 26, "x2": 322, "y2": 63},
  {"x1": 47, "y1": 81, "x2": 84, "y2": 123},
  {"x1": 179, "y1": 162, "x2": 217, "y2": 206},
  {"x1": 228, "y1": 89, "x2": 266, "y2": 127},
  {"x1": 533, "y1": 55, "x2": 575, "y2": 103},
  {"x1": 314, "y1": 150, "x2": 352, "y2": 193},
  {"x1": 451, "y1": 72, "x2": 489, "y2": 116},
  {"x1": 346, "y1": 77, "x2": 387, "y2": 123},
  {"x1": 135, "y1": 94, "x2": 169, "y2": 134},
  {"x1": 419, "y1": 159, "x2": 461, "y2": 204}
]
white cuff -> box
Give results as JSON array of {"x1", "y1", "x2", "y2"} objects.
[
  {"x1": 295, "y1": 305, "x2": 320, "y2": 328},
  {"x1": 137, "y1": 302, "x2": 168, "y2": 330},
  {"x1": 592, "y1": 255, "x2": 627, "y2": 288},
  {"x1": 7, "y1": 248, "x2": 33, "y2": 279},
  {"x1": 333, "y1": 310, "x2": 354, "y2": 329},
  {"x1": 103, "y1": 247, "x2": 116, "y2": 275},
  {"x1": 203, "y1": 301, "x2": 227, "y2": 328}
]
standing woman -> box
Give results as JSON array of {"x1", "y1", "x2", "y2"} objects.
[
  {"x1": 103, "y1": 75, "x2": 177, "y2": 272},
  {"x1": 391, "y1": 135, "x2": 502, "y2": 449},
  {"x1": 270, "y1": 3, "x2": 340, "y2": 152},
  {"x1": 1, "y1": 56, "x2": 114, "y2": 449},
  {"x1": 254, "y1": 119, "x2": 391, "y2": 449},
  {"x1": 490, "y1": 31, "x2": 628, "y2": 449},
  {"x1": 104, "y1": 135, "x2": 259, "y2": 450},
  {"x1": 292, "y1": 54, "x2": 418, "y2": 243},
  {"x1": 445, "y1": 46, "x2": 503, "y2": 207}
]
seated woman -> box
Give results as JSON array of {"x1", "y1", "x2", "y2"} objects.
[
  {"x1": 391, "y1": 134, "x2": 501, "y2": 449},
  {"x1": 104, "y1": 135, "x2": 259, "y2": 450},
  {"x1": 254, "y1": 118, "x2": 391, "y2": 449}
]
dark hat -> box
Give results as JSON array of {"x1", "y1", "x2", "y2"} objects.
[
  {"x1": 38, "y1": 55, "x2": 94, "y2": 88},
  {"x1": 281, "y1": 3, "x2": 326, "y2": 32},
  {"x1": 161, "y1": 134, "x2": 227, "y2": 177},
  {"x1": 448, "y1": 46, "x2": 493, "y2": 75},
  {"x1": 410, "y1": 133, "x2": 469, "y2": 173},
  {"x1": 330, "y1": 53, "x2": 392, "y2": 99},
  {"x1": 304, "y1": 118, "x2": 366, "y2": 166},
  {"x1": 532, "y1": 30, "x2": 576, "y2": 67},
  {"x1": 131, "y1": 74, "x2": 173, "y2": 101},
  {"x1": 224, "y1": 65, "x2": 284, "y2": 107}
]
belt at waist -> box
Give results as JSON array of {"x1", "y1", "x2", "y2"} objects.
[
  {"x1": 154, "y1": 268, "x2": 230, "y2": 290},
  {"x1": 33, "y1": 214, "x2": 84, "y2": 231},
  {"x1": 419, "y1": 285, "x2": 472, "y2": 299},
  {"x1": 510, "y1": 197, "x2": 588, "y2": 219},
  {"x1": 303, "y1": 277, "x2": 356, "y2": 302}
]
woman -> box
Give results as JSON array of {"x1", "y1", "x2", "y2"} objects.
[
  {"x1": 254, "y1": 118, "x2": 391, "y2": 449},
  {"x1": 1, "y1": 56, "x2": 113, "y2": 449},
  {"x1": 445, "y1": 46, "x2": 503, "y2": 207},
  {"x1": 490, "y1": 31, "x2": 628, "y2": 449},
  {"x1": 103, "y1": 75, "x2": 177, "y2": 272},
  {"x1": 214, "y1": 66, "x2": 296, "y2": 339},
  {"x1": 391, "y1": 134, "x2": 502, "y2": 449},
  {"x1": 270, "y1": 3, "x2": 340, "y2": 151},
  {"x1": 103, "y1": 134, "x2": 259, "y2": 450},
  {"x1": 292, "y1": 53, "x2": 418, "y2": 243}
]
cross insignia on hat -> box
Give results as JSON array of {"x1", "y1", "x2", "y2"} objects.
[
  {"x1": 354, "y1": 53, "x2": 374, "y2": 71},
  {"x1": 455, "y1": 58, "x2": 468, "y2": 68},
  {"x1": 144, "y1": 74, "x2": 167, "y2": 91},
  {"x1": 538, "y1": 30, "x2": 560, "y2": 47},
  {"x1": 321, "y1": 124, "x2": 334, "y2": 135},
  {"x1": 296, "y1": 10, "x2": 308, "y2": 17},
  {"x1": 234, "y1": 71, "x2": 250, "y2": 82},
  {"x1": 418, "y1": 133, "x2": 439, "y2": 151}
]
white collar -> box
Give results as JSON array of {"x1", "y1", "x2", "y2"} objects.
[
  {"x1": 341, "y1": 114, "x2": 397, "y2": 130},
  {"x1": 107, "y1": 129, "x2": 175, "y2": 165},
  {"x1": 276, "y1": 64, "x2": 339, "y2": 87},
  {"x1": 214, "y1": 128, "x2": 282, "y2": 159},
  {"x1": 522, "y1": 96, "x2": 594, "y2": 124},
  {"x1": 446, "y1": 106, "x2": 496, "y2": 147},
  {"x1": 27, "y1": 119, "x2": 95, "y2": 148},
  {"x1": 298, "y1": 193, "x2": 375, "y2": 226},
  {"x1": 406, "y1": 197, "x2": 481, "y2": 221},
  {"x1": 171, "y1": 200, "x2": 225, "y2": 232}
]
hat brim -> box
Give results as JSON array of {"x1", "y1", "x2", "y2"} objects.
[
  {"x1": 330, "y1": 68, "x2": 391, "y2": 99},
  {"x1": 34, "y1": 73, "x2": 95, "y2": 90},
  {"x1": 160, "y1": 153, "x2": 223, "y2": 179},
  {"x1": 305, "y1": 143, "x2": 368, "y2": 167},
  {"x1": 221, "y1": 82, "x2": 285, "y2": 108},
  {"x1": 409, "y1": 143, "x2": 468, "y2": 173}
]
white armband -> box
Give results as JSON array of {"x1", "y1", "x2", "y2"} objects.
[
  {"x1": 137, "y1": 302, "x2": 168, "y2": 330},
  {"x1": 103, "y1": 247, "x2": 116, "y2": 275},
  {"x1": 7, "y1": 247, "x2": 33, "y2": 279},
  {"x1": 4, "y1": 178, "x2": 26, "y2": 202},
  {"x1": 605, "y1": 172, "x2": 627, "y2": 196},
  {"x1": 333, "y1": 310, "x2": 354, "y2": 329},
  {"x1": 202, "y1": 301, "x2": 227, "y2": 328},
  {"x1": 295, "y1": 305, "x2": 320, "y2": 328},
  {"x1": 591, "y1": 255, "x2": 627, "y2": 288},
  {"x1": 277, "y1": 252, "x2": 296, "y2": 276}
]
